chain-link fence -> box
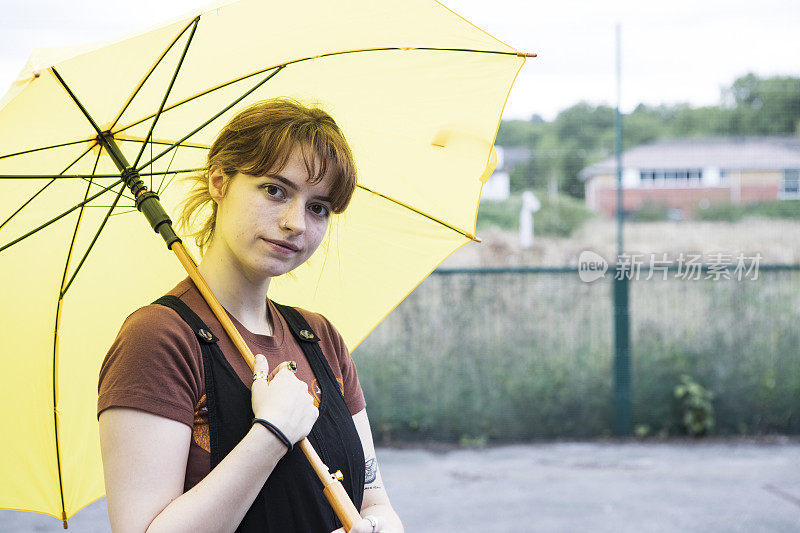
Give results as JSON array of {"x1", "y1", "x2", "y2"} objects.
[{"x1": 354, "y1": 265, "x2": 800, "y2": 443}]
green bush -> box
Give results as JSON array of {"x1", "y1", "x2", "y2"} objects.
[
  {"x1": 695, "y1": 200, "x2": 800, "y2": 221},
  {"x1": 476, "y1": 192, "x2": 594, "y2": 237},
  {"x1": 749, "y1": 199, "x2": 800, "y2": 219},
  {"x1": 694, "y1": 203, "x2": 746, "y2": 222},
  {"x1": 475, "y1": 195, "x2": 522, "y2": 231},
  {"x1": 674, "y1": 375, "x2": 715, "y2": 436},
  {"x1": 629, "y1": 201, "x2": 672, "y2": 222}
]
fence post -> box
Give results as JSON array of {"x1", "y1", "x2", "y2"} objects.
[
  {"x1": 612, "y1": 23, "x2": 632, "y2": 436},
  {"x1": 612, "y1": 275, "x2": 632, "y2": 435}
]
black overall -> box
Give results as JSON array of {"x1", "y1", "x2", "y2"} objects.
[{"x1": 153, "y1": 295, "x2": 365, "y2": 532}]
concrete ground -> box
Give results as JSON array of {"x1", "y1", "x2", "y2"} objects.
[{"x1": 2, "y1": 439, "x2": 799, "y2": 532}]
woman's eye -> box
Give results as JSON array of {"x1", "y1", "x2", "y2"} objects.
[
  {"x1": 264, "y1": 184, "x2": 284, "y2": 199},
  {"x1": 308, "y1": 204, "x2": 329, "y2": 217}
]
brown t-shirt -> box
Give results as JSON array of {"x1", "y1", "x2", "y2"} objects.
[{"x1": 97, "y1": 277, "x2": 366, "y2": 492}]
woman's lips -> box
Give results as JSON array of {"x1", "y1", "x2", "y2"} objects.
[{"x1": 261, "y1": 238, "x2": 299, "y2": 254}]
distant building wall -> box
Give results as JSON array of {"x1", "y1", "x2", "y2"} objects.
[
  {"x1": 591, "y1": 185, "x2": 730, "y2": 216},
  {"x1": 480, "y1": 146, "x2": 512, "y2": 201},
  {"x1": 587, "y1": 169, "x2": 783, "y2": 216},
  {"x1": 481, "y1": 171, "x2": 510, "y2": 201}
]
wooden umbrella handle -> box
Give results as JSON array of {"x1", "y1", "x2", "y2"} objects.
[{"x1": 171, "y1": 241, "x2": 362, "y2": 530}]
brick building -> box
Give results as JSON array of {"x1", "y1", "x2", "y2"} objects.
[{"x1": 580, "y1": 137, "x2": 800, "y2": 217}]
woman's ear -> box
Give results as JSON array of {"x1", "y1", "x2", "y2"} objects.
[{"x1": 208, "y1": 167, "x2": 226, "y2": 205}]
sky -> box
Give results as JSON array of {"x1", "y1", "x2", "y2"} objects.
[{"x1": 1, "y1": 0, "x2": 799, "y2": 121}]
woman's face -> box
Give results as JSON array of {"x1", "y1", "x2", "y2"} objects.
[{"x1": 208, "y1": 149, "x2": 333, "y2": 280}]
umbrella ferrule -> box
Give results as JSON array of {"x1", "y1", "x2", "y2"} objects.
[
  {"x1": 121, "y1": 167, "x2": 147, "y2": 197},
  {"x1": 118, "y1": 166, "x2": 181, "y2": 248}
]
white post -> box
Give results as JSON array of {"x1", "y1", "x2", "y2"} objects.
[{"x1": 519, "y1": 191, "x2": 541, "y2": 249}]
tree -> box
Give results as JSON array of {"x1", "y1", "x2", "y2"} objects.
[
  {"x1": 495, "y1": 119, "x2": 542, "y2": 146},
  {"x1": 553, "y1": 102, "x2": 615, "y2": 151},
  {"x1": 725, "y1": 73, "x2": 800, "y2": 134},
  {"x1": 497, "y1": 73, "x2": 800, "y2": 200}
]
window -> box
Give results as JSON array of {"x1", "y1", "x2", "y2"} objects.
[
  {"x1": 639, "y1": 168, "x2": 703, "y2": 187},
  {"x1": 781, "y1": 169, "x2": 800, "y2": 199}
]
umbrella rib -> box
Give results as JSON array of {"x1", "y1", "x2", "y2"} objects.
[
  {"x1": 356, "y1": 184, "x2": 480, "y2": 242},
  {"x1": 50, "y1": 149, "x2": 102, "y2": 524},
  {"x1": 0, "y1": 169, "x2": 203, "y2": 179},
  {"x1": 0, "y1": 138, "x2": 94, "y2": 161},
  {"x1": 78, "y1": 177, "x2": 134, "y2": 203},
  {"x1": 155, "y1": 142, "x2": 181, "y2": 194},
  {"x1": 0, "y1": 143, "x2": 96, "y2": 231},
  {"x1": 109, "y1": 208, "x2": 139, "y2": 217},
  {"x1": 48, "y1": 146, "x2": 103, "y2": 524},
  {"x1": 61, "y1": 150, "x2": 103, "y2": 295},
  {"x1": 116, "y1": 136, "x2": 211, "y2": 151},
  {"x1": 111, "y1": 67, "x2": 278, "y2": 136},
  {"x1": 51, "y1": 67, "x2": 106, "y2": 140},
  {"x1": 157, "y1": 172, "x2": 180, "y2": 197},
  {"x1": 0, "y1": 178, "x2": 124, "y2": 253},
  {"x1": 109, "y1": 17, "x2": 201, "y2": 132},
  {"x1": 135, "y1": 65, "x2": 285, "y2": 172},
  {"x1": 113, "y1": 46, "x2": 528, "y2": 136},
  {"x1": 75, "y1": 179, "x2": 130, "y2": 197},
  {"x1": 132, "y1": 17, "x2": 201, "y2": 169},
  {"x1": 60, "y1": 182, "x2": 126, "y2": 298}
]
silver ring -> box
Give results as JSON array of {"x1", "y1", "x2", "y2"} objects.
[
  {"x1": 365, "y1": 515, "x2": 378, "y2": 533},
  {"x1": 252, "y1": 370, "x2": 269, "y2": 382}
]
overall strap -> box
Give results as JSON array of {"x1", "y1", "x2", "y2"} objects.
[
  {"x1": 269, "y1": 300, "x2": 365, "y2": 520},
  {"x1": 151, "y1": 295, "x2": 220, "y2": 345},
  {"x1": 270, "y1": 301, "x2": 320, "y2": 343},
  {"x1": 270, "y1": 301, "x2": 343, "y2": 399}
]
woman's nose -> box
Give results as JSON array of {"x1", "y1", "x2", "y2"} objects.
[{"x1": 280, "y1": 200, "x2": 305, "y2": 234}]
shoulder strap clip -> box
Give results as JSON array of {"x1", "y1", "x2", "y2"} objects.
[
  {"x1": 151, "y1": 295, "x2": 219, "y2": 344},
  {"x1": 270, "y1": 301, "x2": 319, "y2": 343}
]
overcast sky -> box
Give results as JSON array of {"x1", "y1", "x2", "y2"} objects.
[{"x1": 1, "y1": 0, "x2": 799, "y2": 121}]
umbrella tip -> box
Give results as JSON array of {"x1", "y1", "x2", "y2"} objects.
[
  {"x1": 517, "y1": 52, "x2": 537, "y2": 58},
  {"x1": 62, "y1": 511, "x2": 68, "y2": 528}
]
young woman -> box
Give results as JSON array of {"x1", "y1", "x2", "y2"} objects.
[{"x1": 97, "y1": 99, "x2": 403, "y2": 533}]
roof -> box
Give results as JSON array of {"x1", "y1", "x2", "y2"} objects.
[{"x1": 580, "y1": 137, "x2": 800, "y2": 180}]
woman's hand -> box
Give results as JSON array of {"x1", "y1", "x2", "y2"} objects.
[
  {"x1": 331, "y1": 514, "x2": 386, "y2": 533},
  {"x1": 251, "y1": 354, "x2": 318, "y2": 445}
]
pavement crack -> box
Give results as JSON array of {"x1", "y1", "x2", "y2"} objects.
[{"x1": 763, "y1": 484, "x2": 800, "y2": 508}]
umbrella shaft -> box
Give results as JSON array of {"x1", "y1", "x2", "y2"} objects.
[
  {"x1": 171, "y1": 242, "x2": 362, "y2": 528},
  {"x1": 97, "y1": 132, "x2": 130, "y2": 172},
  {"x1": 98, "y1": 133, "x2": 180, "y2": 248}
]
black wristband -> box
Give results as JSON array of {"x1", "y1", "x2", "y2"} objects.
[{"x1": 252, "y1": 418, "x2": 293, "y2": 452}]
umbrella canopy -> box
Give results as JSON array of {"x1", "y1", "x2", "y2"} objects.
[{"x1": 0, "y1": 0, "x2": 529, "y2": 523}]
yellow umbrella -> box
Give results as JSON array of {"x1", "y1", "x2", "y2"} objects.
[{"x1": 0, "y1": 0, "x2": 532, "y2": 526}]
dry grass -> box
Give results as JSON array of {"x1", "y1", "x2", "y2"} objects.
[{"x1": 442, "y1": 217, "x2": 800, "y2": 268}]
